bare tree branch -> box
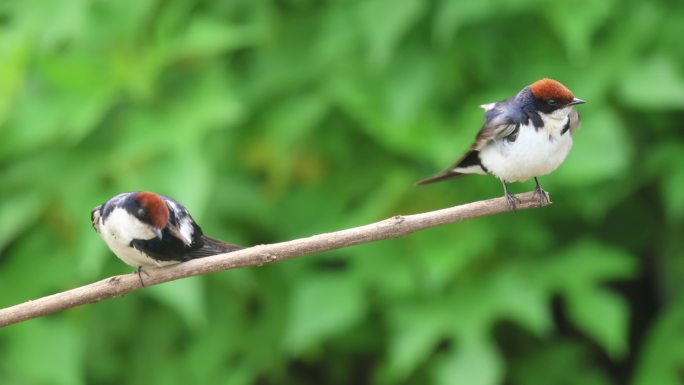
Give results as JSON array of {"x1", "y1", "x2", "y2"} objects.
[{"x1": 0, "y1": 192, "x2": 549, "y2": 328}]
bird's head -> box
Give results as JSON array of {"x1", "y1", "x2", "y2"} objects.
[
  {"x1": 530, "y1": 78, "x2": 585, "y2": 114},
  {"x1": 125, "y1": 192, "x2": 169, "y2": 239}
]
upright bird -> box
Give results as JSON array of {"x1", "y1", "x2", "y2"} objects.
[
  {"x1": 91, "y1": 192, "x2": 242, "y2": 283},
  {"x1": 417, "y1": 78, "x2": 585, "y2": 208}
]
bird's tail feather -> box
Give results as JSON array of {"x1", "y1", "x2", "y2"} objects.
[
  {"x1": 190, "y1": 235, "x2": 244, "y2": 258},
  {"x1": 416, "y1": 171, "x2": 465, "y2": 185},
  {"x1": 416, "y1": 150, "x2": 484, "y2": 185}
]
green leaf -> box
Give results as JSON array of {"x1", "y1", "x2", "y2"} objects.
[
  {"x1": 661, "y1": 157, "x2": 684, "y2": 220},
  {"x1": 382, "y1": 304, "x2": 451, "y2": 381},
  {"x1": 0, "y1": 27, "x2": 30, "y2": 126},
  {"x1": 545, "y1": 240, "x2": 637, "y2": 289},
  {"x1": 511, "y1": 341, "x2": 614, "y2": 385},
  {"x1": 554, "y1": 109, "x2": 633, "y2": 185},
  {"x1": 566, "y1": 287, "x2": 629, "y2": 357},
  {"x1": 433, "y1": 0, "x2": 535, "y2": 45},
  {"x1": 433, "y1": 333, "x2": 502, "y2": 385},
  {"x1": 356, "y1": 0, "x2": 425, "y2": 68},
  {"x1": 632, "y1": 303, "x2": 684, "y2": 385},
  {"x1": 173, "y1": 17, "x2": 259, "y2": 59},
  {"x1": 544, "y1": 0, "x2": 617, "y2": 60},
  {"x1": 544, "y1": 240, "x2": 636, "y2": 356},
  {"x1": 413, "y1": 222, "x2": 495, "y2": 292},
  {"x1": 487, "y1": 264, "x2": 552, "y2": 337},
  {"x1": 284, "y1": 274, "x2": 366, "y2": 353},
  {"x1": 619, "y1": 56, "x2": 684, "y2": 109},
  {"x1": 0, "y1": 192, "x2": 44, "y2": 252},
  {"x1": 4, "y1": 319, "x2": 85, "y2": 385},
  {"x1": 146, "y1": 278, "x2": 208, "y2": 329}
]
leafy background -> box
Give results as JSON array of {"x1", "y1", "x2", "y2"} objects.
[{"x1": 1, "y1": 0, "x2": 683, "y2": 384}]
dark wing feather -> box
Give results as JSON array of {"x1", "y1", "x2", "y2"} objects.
[
  {"x1": 417, "y1": 103, "x2": 527, "y2": 185},
  {"x1": 416, "y1": 151, "x2": 478, "y2": 185},
  {"x1": 470, "y1": 110, "x2": 521, "y2": 150},
  {"x1": 133, "y1": 195, "x2": 242, "y2": 261},
  {"x1": 186, "y1": 235, "x2": 243, "y2": 258},
  {"x1": 131, "y1": 225, "x2": 243, "y2": 262}
]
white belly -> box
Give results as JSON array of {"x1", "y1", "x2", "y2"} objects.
[
  {"x1": 98, "y1": 208, "x2": 178, "y2": 268},
  {"x1": 479, "y1": 122, "x2": 573, "y2": 183}
]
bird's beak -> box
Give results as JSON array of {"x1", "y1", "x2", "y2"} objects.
[
  {"x1": 569, "y1": 98, "x2": 585, "y2": 106},
  {"x1": 153, "y1": 227, "x2": 163, "y2": 239}
]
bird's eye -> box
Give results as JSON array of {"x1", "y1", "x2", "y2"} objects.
[
  {"x1": 137, "y1": 208, "x2": 145, "y2": 217},
  {"x1": 547, "y1": 99, "x2": 558, "y2": 106}
]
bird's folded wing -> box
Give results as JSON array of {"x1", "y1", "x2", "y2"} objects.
[{"x1": 471, "y1": 113, "x2": 520, "y2": 150}]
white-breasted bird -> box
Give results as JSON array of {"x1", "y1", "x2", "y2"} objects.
[
  {"x1": 417, "y1": 78, "x2": 585, "y2": 208},
  {"x1": 91, "y1": 192, "x2": 242, "y2": 283}
]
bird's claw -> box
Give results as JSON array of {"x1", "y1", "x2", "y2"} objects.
[
  {"x1": 534, "y1": 186, "x2": 550, "y2": 207},
  {"x1": 505, "y1": 192, "x2": 522, "y2": 211},
  {"x1": 135, "y1": 266, "x2": 149, "y2": 287}
]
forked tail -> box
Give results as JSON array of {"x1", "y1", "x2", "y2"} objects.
[{"x1": 416, "y1": 171, "x2": 465, "y2": 185}]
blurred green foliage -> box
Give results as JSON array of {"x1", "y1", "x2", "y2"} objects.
[{"x1": 1, "y1": 0, "x2": 683, "y2": 384}]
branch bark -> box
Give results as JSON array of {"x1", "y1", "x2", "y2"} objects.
[{"x1": 0, "y1": 192, "x2": 549, "y2": 328}]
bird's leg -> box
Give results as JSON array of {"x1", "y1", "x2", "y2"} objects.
[
  {"x1": 135, "y1": 266, "x2": 149, "y2": 287},
  {"x1": 501, "y1": 179, "x2": 521, "y2": 210},
  {"x1": 533, "y1": 177, "x2": 550, "y2": 207}
]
